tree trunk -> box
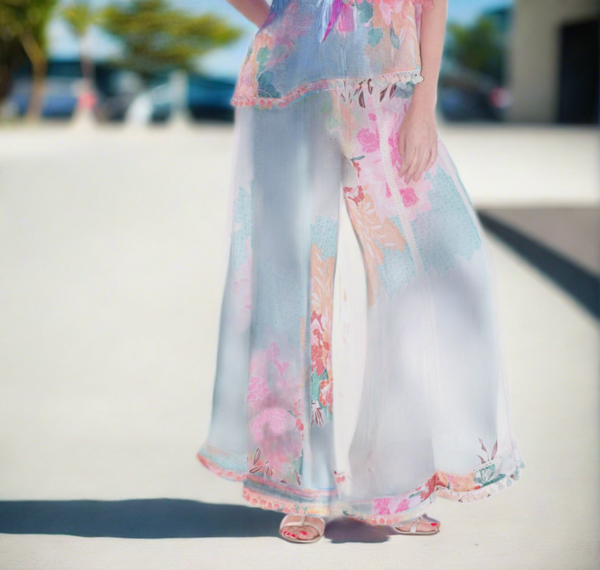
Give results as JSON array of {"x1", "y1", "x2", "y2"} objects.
[
  {"x1": 72, "y1": 34, "x2": 97, "y2": 124},
  {"x1": 19, "y1": 31, "x2": 47, "y2": 121}
]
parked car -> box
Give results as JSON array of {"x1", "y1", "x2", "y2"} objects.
[
  {"x1": 438, "y1": 60, "x2": 509, "y2": 122},
  {"x1": 5, "y1": 60, "x2": 237, "y2": 123},
  {"x1": 8, "y1": 77, "x2": 78, "y2": 119}
]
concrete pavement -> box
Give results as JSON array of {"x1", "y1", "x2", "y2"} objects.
[{"x1": 0, "y1": 122, "x2": 598, "y2": 569}]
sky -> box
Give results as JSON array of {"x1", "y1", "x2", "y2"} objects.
[{"x1": 49, "y1": 0, "x2": 513, "y2": 78}]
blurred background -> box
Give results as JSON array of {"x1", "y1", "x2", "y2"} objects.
[
  {"x1": 0, "y1": 0, "x2": 598, "y2": 123},
  {"x1": 0, "y1": 1, "x2": 599, "y2": 569}
]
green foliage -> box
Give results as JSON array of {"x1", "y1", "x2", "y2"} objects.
[
  {"x1": 446, "y1": 15, "x2": 505, "y2": 83},
  {"x1": 0, "y1": 0, "x2": 58, "y2": 52},
  {"x1": 0, "y1": 0, "x2": 59, "y2": 116},
  {"x1": 100, "y1": 0, "x2": 243, "y2": 81},
  {"x1": 61, "y1": 0, "x2": 100, "y2": 38}
]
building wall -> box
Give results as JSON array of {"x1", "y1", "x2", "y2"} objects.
[{"x1": 507, "y1": 0, "x2": 599, "y2": 122}]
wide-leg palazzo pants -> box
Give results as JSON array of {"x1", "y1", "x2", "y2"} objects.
[{"x1": 197, "y1": 79, "x2": 526, "y2": 526}]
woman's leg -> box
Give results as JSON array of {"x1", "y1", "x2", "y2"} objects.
[
  {"x1": 334, "y1": 80, "x2": 524, "y2": 526},
  {"x1": 199, "y1": 94, "x2": 344, "y2": 538},
  {"x1": 247, "y1": 93, "x2": 343, "y2": 539}
]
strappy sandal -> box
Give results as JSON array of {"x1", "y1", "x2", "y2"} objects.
[
  {"x1": 393, "y1": 513, "x2": 441, "y2": 535},
  {"x1": 279, "y1": 513, "x2": 326, "y2": 543}
]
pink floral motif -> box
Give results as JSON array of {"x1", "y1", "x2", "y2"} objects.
[
  {"x1": 337, "y1": 1, "x2": 356, "y2": 32},
  {"x1": 310, "y1": 242, "x2": 336, "y2": 422},
  {"x1": 357, "y1": 128, "x2": 380, "y2": 153},
  {"x1": 292, "y1": 399, "x2": 303, "y2": 416},
  {"x1": 343, "y1": 184, "x2": 365, "y2": 206},
  {"x1": 387, "y1": 130, "x2": 403, "y2": 171},
  {"x1": 373, "y1": 498, "x2": 392, "y2": 515},
  {"x1": 321, "y1": 0, "x2": 356, "y2": 41},
  {"x1": 247, "y1": 340, "x2": 305, "y2": 481},
  {"x1": 247, "y1": 375, "x2": 269, "y2": 411},
  {"x1": 399, "y1": 187, "x2": 418, "y2": 207},
  {"x1": 402, "y1": 178, "x2": 433, "y2": 221},
  {"x1": 250, "y1": 350, "x2": 267, "y2": 379},
  {"x1": 267, "y1": 342, "x2": 289, "y2": 376},
  {"x1": 250, "y1": 407, "x2": 288, "y2": 443},
  {"x1": 394, "y1": 498, "x2": 410, "y2": 512}
]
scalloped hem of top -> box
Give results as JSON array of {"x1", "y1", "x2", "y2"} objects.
[{"x1": 230, "y1": 69, "x2": 424, "y2": 110}]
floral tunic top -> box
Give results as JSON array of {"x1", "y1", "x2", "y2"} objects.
[{"x1": 231, "y1": 0, "x2": 435, "y2": 109}]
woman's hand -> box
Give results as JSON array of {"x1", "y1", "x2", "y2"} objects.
[
  {"x1": 397, "y1": 0, "x2": 446, "y2": 184},
  {"x1": 397, "y1": 100, "x2": 438, "y2": 184}
]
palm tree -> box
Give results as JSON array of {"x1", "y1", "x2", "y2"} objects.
[
  {"x1": 61, "y1": 0, "x2": 101, "y2": 121},
  {"x1": 0, "y1": 0, "x2": 58, "y2": 120},
  {"x1": 100, "y1": 0, "x2": 242, "y2": 123}
]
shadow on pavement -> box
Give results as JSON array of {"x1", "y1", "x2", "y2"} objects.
[
  {"x1": 478, "y1": 210, "x2": 600, "y2": 319},
  {"x1": 0, "y1": 499, "x2": 394, "y2": 542},
  {"x1": 0, "y1": 499, "x2": 279, "y2": 539}
]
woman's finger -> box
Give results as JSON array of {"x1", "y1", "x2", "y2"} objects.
[
  {"x1": 413, "y1": 147, "x2": 429, "y2": 182},
  {"x1": 421, "y1": 149, "x2": 434, "y2": 178},
  {"x1": 399, "y1": 144, "x2": 415, "y2": 178},
  {"x1": 417, "y1": 146, "x2": 435, "y2": 181},
  {"x1": 405, "y1": 146, "x2": 424, "y2": 183},
  {"x1": 397, "y1": 130, "x2": 406, "y2": 158},
  {"x1": 414, "y1": 154, "x2": 427, "y2": 183},
  {"x1": 427, "y1": 143, "x2": 438, "y2": 172},
  {"x1": 430, "y1": 142, "x2": 438, "y2": 168}
]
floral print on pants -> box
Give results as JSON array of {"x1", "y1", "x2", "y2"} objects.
[{"x1": 197, "y1": 78, "x2": 525, "y2": 526}]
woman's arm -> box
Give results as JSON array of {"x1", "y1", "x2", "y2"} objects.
[
  {"x1": 226, "y1": 0, "x2": 271, "y2": 28},
  {"x1": 397, "y1": 0, "x2": 448, "y2": 184}
]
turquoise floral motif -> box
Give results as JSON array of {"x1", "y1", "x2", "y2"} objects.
[
  {"x1": 473, "y1": 464, "x2": 506, "y2": 487},
  {"x1": 311, "y1": 215, "x2": 338, "y2": 259},
  {"x1": 473, "y1": 437, "x2": 506, "y2": 486},
  {"x1": 376, "y1": 215, "x2": 417, "y2": 296},
  {"x1": 410, "y1": 167, "x2": 483, "y2": 276},
  {"x1": 368, "y1": 27, "x2": 384, "y2": 46},
  {"x1": 256, "y1": 47, "x2": 282, "y2": 98}
]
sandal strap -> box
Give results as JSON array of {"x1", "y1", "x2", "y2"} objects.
[
  {"x1": 280, "y1": 515, "x2": 325, "y2": 534},
  {"x1": 394, "y1": 513, "x2": 440, "y2": 535}
]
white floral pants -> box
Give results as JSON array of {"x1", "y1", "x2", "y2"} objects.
[{"x1": 197, "y1": 80, "x2": 525, "y2": 526}]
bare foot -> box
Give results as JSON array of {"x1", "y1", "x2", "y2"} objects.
[{"x1": 279, "y1": 514, "x2": 325, "y2": 542}]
